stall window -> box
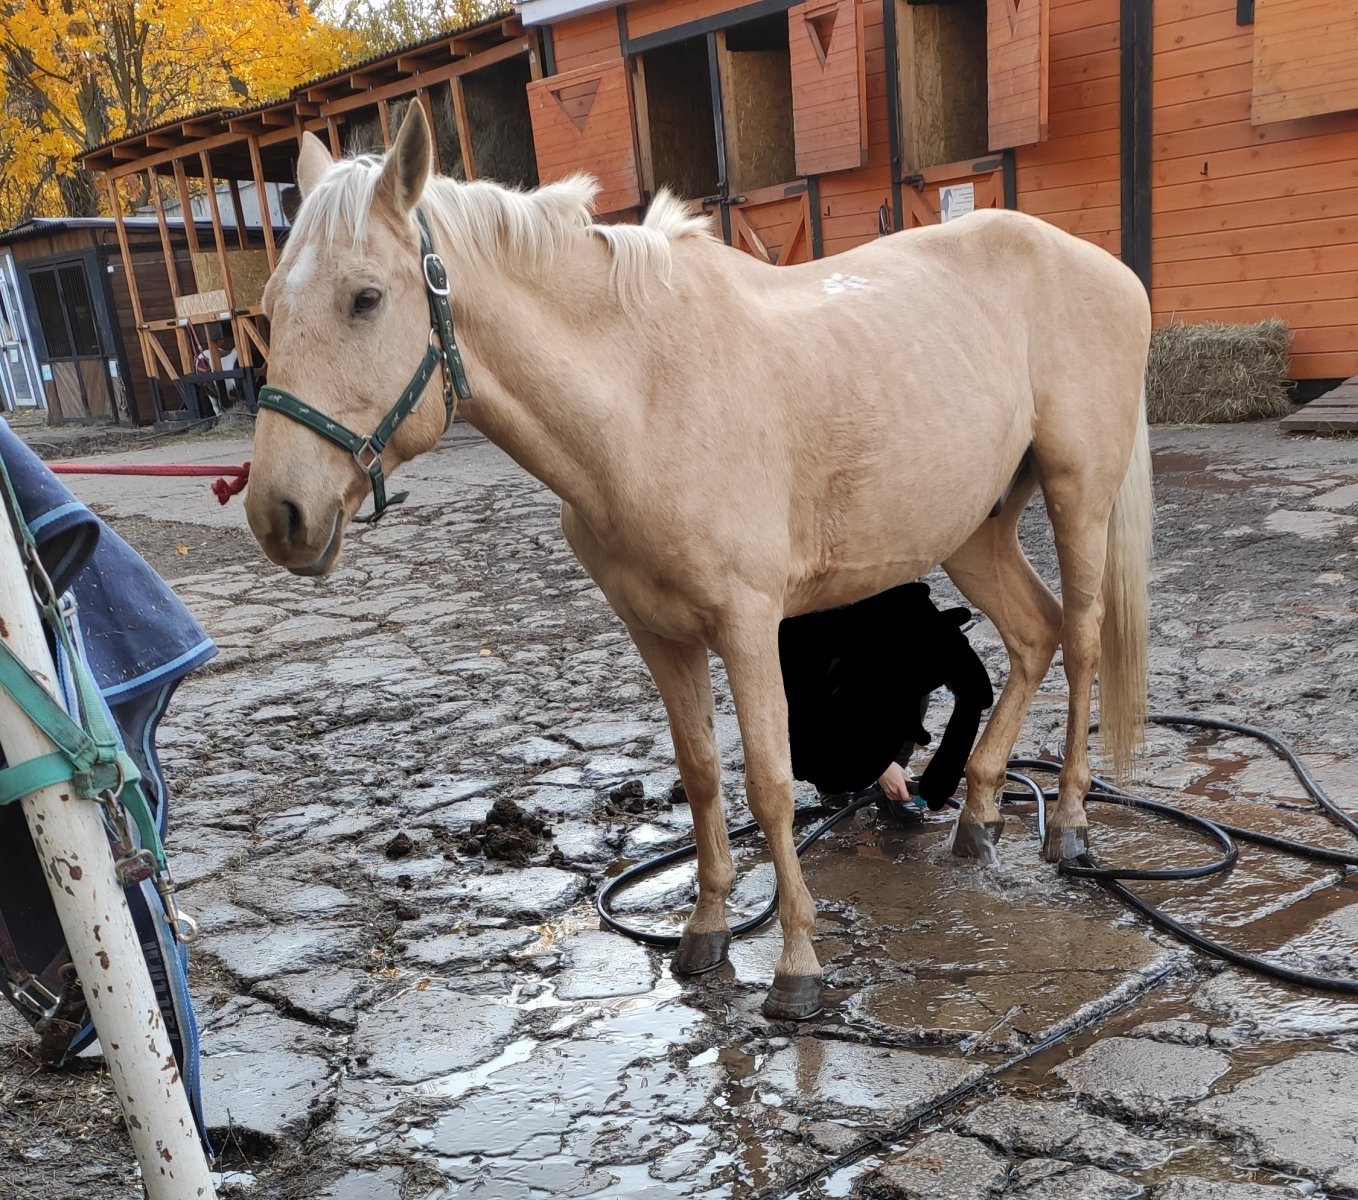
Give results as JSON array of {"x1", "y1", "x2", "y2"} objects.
[{"x1": 894, "y1": 0, "x2": 989, "y2": 173}]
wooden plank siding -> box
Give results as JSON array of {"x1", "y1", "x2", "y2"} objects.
[
  {"x1": 551, "y1": 7, "x2": 623, "y2": 71},
  {"x1": 1150, "y1": 0, "x2": 1358, "y2": 378},
  {"x1": 1252, "y1": 0, "x2": 1358, "y2": 125},
  {"x1": 538, "y1": 0, "x2": 1358, "y2": 378},
  {"x1": 814, "y1": 0, "x2": 894, "y2": 257},
  {"x1": 789, "y1": 0, "x2": 870, "y2": 176},
  {"x1": 527, "y1": 59, "x2": 643, "y2": 213},
  {"x1": 1012, "y1": 0, "x2": 1119, "y2": 256}
]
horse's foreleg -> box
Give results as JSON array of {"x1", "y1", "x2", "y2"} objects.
[
  {"x1": 627, "y1": 625, "x2": 735, "y2": 974},
  {"x1": 718, "y1": 616, "x2": 822, "y2": 1021},
  {"x1": 942, "y1": 481, "x2": 1062, "y2": 859}
]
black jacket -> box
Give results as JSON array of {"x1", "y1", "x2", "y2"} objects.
[{"x1": 779, "y1": 582, "x2": 994, "y2": 805}]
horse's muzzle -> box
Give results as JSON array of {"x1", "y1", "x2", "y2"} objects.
[{"x1": 246, "y1": 492, "x2": 344, "y2": 576}]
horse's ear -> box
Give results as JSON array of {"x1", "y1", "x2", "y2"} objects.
[
  {"x1": 378, "y1": 102, "x2": 433, "y2": 217},
  {"x1": 296, "y1": 132, "x2": 333, "y2": 199}
]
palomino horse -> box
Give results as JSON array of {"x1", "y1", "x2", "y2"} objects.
[{"x1": 245, "y1": 105, "x2": 1153, "y2": 1020}]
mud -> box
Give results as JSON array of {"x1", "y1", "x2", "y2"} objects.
[{"x1": 1, "y1": 420, "x2": 1357, "y2": 1199}]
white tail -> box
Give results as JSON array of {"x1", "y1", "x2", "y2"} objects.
[{"x1": 1099, "y1": 391, "x2": 1153, "y2": 777}]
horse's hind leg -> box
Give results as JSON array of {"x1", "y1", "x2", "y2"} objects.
[
  {"x1": 942, "y1": 475, "x2": 1063, "y2": 858},
  {"x1": 717, "y1": 614, "x2": 823, "y2": 1020},
  {"x1": 627, "y1": 625, "x2": 736, "y2": 974},
  {"x1": 1034, "y1": 461, "x2": 1124, "y2": 861}
]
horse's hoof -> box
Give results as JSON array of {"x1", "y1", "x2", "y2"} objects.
[
  {"x1": 761, "y1": 975, "x2": 823, "y2": 1021},
  {"x1": 671, "y1": 931, "x2": 731, "y2": 976},
  {"x1": 951, "y1": 818, "x2": 1005, "y2": 859},
  {"x1": 1043, "y1": 822, "x2": 1090, "y2": 863}
]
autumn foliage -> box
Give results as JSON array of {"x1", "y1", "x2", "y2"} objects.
[{"x1": 0, "y1": 0, "x2": 358, "y2": 226}]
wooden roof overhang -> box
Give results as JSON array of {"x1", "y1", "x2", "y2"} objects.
[{"x1": 81, "y1": 12, "x2": 536, "y2": 182}]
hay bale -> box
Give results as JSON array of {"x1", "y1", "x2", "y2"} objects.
[{"x1": 1144, "y1": 318, "x2": 1293, "y2": 424}]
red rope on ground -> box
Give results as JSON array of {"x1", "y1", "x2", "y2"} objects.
[{"x1": 48, "y1": 461, "x2": 251, "y2": 506}]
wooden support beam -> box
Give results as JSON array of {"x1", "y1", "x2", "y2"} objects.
[
  {"x1": 171, "y1": 159, "x2": 202, "y2": 258},
  {"x1": 239, "y1": 314, "x2": 270, "y2": 362},
  {"x1": 146, "y1": 170, "x2": 192, "y2": 373},
  {"x1": 450, "y1": 77, "x2": 476, "y2": 181},
  {"x1": 378, "y1": 99, "x2": 393, "y2": 148},
  {"x1": 325, "y1": 117, "x2": 342, "y2": 156},
  {"x1": 228, "y1": 178, "x2": 250, "y2": 251},
  {"x1": 416, "y1": 89, "x2": 440, "y2": 172},
  {"x1": 247, "y1": 134, "x2": 278, "y2": 271},
  {"x1": 198, "y1": 150, "x2": 248, "y2": 371},
  {"x1": 103, "y1": 178, "x2": 156, "y2": 398}
]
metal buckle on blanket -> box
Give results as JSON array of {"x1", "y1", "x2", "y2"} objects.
[
  {"x1": 20, "y1": 539, "x2": 58, "y2": 610},
  {"x1": 155, "y1": 867, "x2": 198, "y2": 945},
  {"x1": 8, "y1": 972, "x2": 63, "y2": 1023}
]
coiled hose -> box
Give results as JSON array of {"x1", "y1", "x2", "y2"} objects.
[{"x1": 596, "y1": 713, "x2": 1358, "y2": 992}]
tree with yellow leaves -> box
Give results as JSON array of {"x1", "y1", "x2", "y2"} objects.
[
  {"x1": 325, "y1": 0, "x2": 503, "y2": 56},
  {"x1": 0, "y1": 0, "x2": 357, "y2": 227}
]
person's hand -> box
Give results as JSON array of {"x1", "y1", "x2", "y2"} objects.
[{"x1": 878, "y1": 761, "x2": 915, "y2": 804}]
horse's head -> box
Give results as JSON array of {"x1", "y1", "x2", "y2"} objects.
[{"x1": 246, "y1": 104, "x2": 450, "y2": 575}]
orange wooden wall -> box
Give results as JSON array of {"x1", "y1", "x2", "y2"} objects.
[
  {"x1": 1152, "y1": 0, "x2": 1358, "y2": 380},
  {"x1": 544, "y1": 0, "x2": 1358, "y2": 379},
  {"x1": 1013, "y1": 0, "x2": 1121, "y2": 257}
]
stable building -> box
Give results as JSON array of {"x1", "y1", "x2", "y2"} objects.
[{"x1": 517, "y1": 0, "x2": 1358, "y2": 384}]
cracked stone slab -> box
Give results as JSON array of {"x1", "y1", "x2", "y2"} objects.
[
  {"x1": 403, "y1": 925, "x2": 538, "y2": 969},
  {"x1": 200, "y1": 1000, "x2": 333, "y2": 1144},
  {"x1": 956, "y1": 1096, "x2": 1168, "y2": 1169},
  {"x1": 1008, "y1": 1158, "x2": 1142, "y2": 1200},
  {"x1": 350, "y1": 983, "x2": 518, "y2": 1083},
  {"x1": 862, "y1": 1131, "x2": 1008, "y2": 1199},
  {"x1": 554, "y1": 931, "x2": 657, "y2": 1000},
  {"x1": 1190, "y1": 1051, "x2": 1358, "y2": 1193},
  {"x1": 252, "y1": 967, "x2": 380, "y2": 1028},
  {"x1": 206, "y1": 922, "x2": 369, "y2": 985},
  {"x1": 560, "y1": 719, "x2": 660, "y2": 750},
  {"x1": 1127, "y1": 1020, "x2": 1243, "y2": 1049},
  {"x1": 1151, "y1": 1182, "x2": 1295, "y2": 1200},
  {"x1": 758, "y1": 1040, "x2": 986, "y2": 1117},
  {"x1": 1052, "y1": 1036, "x2": 1231, "y2": 1119},
  {"x1": 428, "y1": 865, "x2": 587, "y2": 920}
]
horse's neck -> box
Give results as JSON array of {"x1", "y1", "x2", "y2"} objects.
[{"x1": 447, "y1": 239, "x2": 637, "y2": 523}]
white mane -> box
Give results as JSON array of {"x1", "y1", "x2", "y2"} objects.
[{"x1": 288, "y1": 155, "x2": 714, "y2": 304}]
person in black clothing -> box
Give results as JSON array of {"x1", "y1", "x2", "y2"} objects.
[{"x1": 779, "y1": 581, "x2": 995, "y2": 814}]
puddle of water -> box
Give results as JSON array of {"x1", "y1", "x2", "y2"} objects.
[{"x1": 417, "y1": 1037, "x2": 539, "y2": 1100}]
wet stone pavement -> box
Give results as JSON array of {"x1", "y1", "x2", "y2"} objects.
[{"x1": 1, "y1": 421, "x2": 1357, "y2": 1199}]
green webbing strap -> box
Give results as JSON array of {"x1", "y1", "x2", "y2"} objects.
[
  {"x1": 256, "y1": 209, "x2": 471, "y2": 524},
  {"x1": 0, "y1": 456, "x2": 166, "y2": 871}
]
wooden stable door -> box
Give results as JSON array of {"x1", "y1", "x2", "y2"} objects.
[
  {"x1": 526, "y1": 59, "x2": 642, "y2": 216},
  {"x1": 788, "y1": 0, "x2": 868, "y2": 177},
  {"x1": 986, "y1": 0, "x2": 1048, "y2": 150},
  {"x1": 727, "y1": 186, "x2": 814, "y2": 266},
  {"x1": 902, "y1": 162, "x2": 1004, "y2": 228}
]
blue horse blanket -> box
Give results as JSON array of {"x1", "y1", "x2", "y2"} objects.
[{"x1": 0, "y1": 419, "x2": 215, "y2": 1146}]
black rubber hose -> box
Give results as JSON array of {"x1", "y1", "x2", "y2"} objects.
[{"x1": 595, "y1": 711, "x2": 1358, "y2": 993}]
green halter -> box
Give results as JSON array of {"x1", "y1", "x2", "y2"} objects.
[{"x1": 256, "y1": 209, "x2": 472, "y2": 524}]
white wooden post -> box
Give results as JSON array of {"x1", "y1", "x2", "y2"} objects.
[{"x1": 0, "y1": 515, "x2": 217, "y2": 1200}]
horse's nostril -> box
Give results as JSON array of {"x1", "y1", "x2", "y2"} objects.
[{"x1": 281, "y1": 500, "x2": 303, "y2": 543}]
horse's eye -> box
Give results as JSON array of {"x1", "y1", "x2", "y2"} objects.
[{"x1": 352, "y1": 288, "x2": 381, "y2": 316}]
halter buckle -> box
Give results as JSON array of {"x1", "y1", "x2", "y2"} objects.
[
  {"x1": 423, "y1": 253, "x2": 451, "y2": 297},
  {"x1": 354, "y1": 440, "x2": 382, "y2": 474}
]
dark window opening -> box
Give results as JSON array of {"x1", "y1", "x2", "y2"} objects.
[
  {"x1": 464, "y1": 56, "x2": 540, "y2": 190},
  {"x1": 639, "y1": 36, "x2": 721, "y2": 200},
  {"x1": 716, "y1": 16, "x2": 796, "y2": 192},
  {"x1": 895, "y1": 0, "x2": 989, "y2": 173}
]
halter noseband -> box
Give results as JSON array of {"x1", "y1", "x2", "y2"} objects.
[{"x1": 256, "y1": 210, "x2": 472, "y2": 523}]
